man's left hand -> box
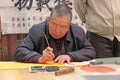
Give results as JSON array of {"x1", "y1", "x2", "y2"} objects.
[{"x1": 54, "y1": 55, "x2": 71, "y2": 64}]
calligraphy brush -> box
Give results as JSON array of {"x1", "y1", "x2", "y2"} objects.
[
  {"x1": 43, "y1": 32, "x2": 54, "y2": 64},
  {"x1": 43, "y1": 32, "x2": 50, "y2": 47}
]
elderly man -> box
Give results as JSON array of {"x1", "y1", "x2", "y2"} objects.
[{"x1": 14, "y1": 4, "x2": 96, "y2": 64}]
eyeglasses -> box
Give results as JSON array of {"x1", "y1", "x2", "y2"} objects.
[{"x1": 50, "y1": 21, "x2": 70, "y2": 30}]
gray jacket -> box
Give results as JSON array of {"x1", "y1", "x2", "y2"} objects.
[{"x1": 14, "y1": 20, "x2": 96, "y2": 62}]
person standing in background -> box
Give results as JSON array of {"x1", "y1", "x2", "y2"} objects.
[{"x1": 74, "y1": 0, "x2": 120, "y2": 58}]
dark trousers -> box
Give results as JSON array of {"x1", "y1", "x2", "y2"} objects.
[{"x1": 86, "y1": 31, "x2": 120, "y2": 58}]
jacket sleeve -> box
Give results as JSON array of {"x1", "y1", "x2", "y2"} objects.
[
  {"x1": 14, "y1": 27, "x2": 41, "y2": 62},
  {"x1": 68, "y1": 26, "x2": 96, "y2": 61},
  {"x1": 74, "y1": 0, "x2": 87, "y2": 23}
]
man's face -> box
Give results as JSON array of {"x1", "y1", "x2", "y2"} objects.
[{"x1": 48, "y1": 17, "x2": 70, "y2": 39}]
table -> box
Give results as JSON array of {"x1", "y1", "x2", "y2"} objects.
[{"x1": 0, "y1": 57, "x2": 120, "y2": 80}]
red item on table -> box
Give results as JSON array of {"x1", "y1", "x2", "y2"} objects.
[{"x1": 81, "y1": 65, "x2": 116, "y2": 73}]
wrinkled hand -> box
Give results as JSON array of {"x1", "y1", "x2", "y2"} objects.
[
  {"x1": 54, "y1": 55, "x2": 71, "y2": 64},
  {"x1": 38, "y1": 47, "x2": 55, "y2": 63}
]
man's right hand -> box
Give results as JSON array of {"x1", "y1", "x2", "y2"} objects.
[{"x1": 38, "y1": 47, "x2": 55, "y2": 64}]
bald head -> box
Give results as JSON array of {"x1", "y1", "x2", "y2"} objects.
[{"x1": 50, "y1": 5, "x2": 72, "y2": 21}]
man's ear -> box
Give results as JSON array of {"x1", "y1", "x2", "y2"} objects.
[{"x1": 47, "y1": 17, "x2": 50, "y2": 22}]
